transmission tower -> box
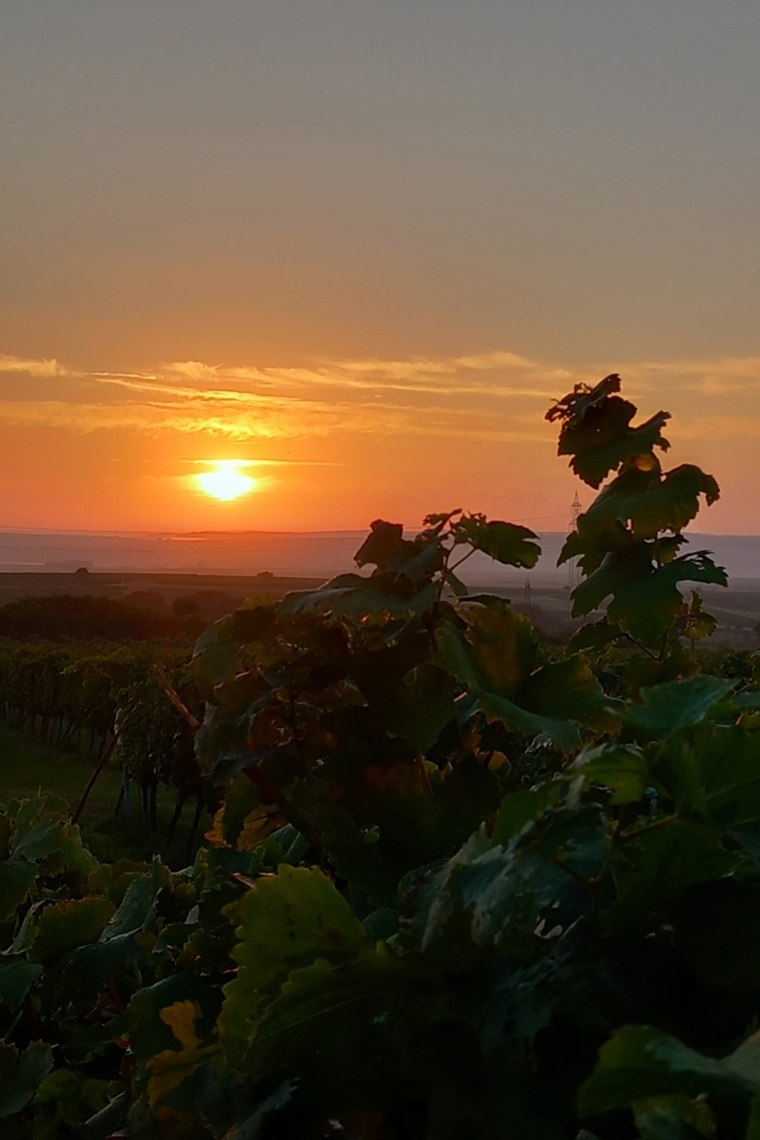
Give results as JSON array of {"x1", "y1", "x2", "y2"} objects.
[{"x1": 567, "y1": 491, "x2": 582, "y2": 589}]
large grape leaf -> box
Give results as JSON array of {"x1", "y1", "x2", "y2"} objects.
[
  {"x1": 369, "y1": 664, "x2": 457, "y2": 752},
  {"x1": 10, "y1": 814, "x2": 95, "y2": 874},
  {"x1": 281, "y1": 575, "x2": 438, "y2": 618},
  {"x1": 421, "y1": 806, "x2": 609, "y2": 960},
  {"x1": 0, "y1": 1041, "x2": 53, "y2": 1119},
  {"x1": 192, "y1": 603, "x2": 278, "y2": 693},
  {"x1": 0, "y1": 959, "x2": 42, "y2": 1013},
  {"x1": 220, "y1": 865, "x2": 368, "y2": 1065},
  {"x1": 572, "y1": 549, "x2": 727, "y2": 643},
  {"x1": 619, "y1": 675, "x2": 735, "y2": 739},
  {"x1": 559, "y1": 514, "x2": 637, "y2": 576},
  {"x1": 451, "y1": 515, "x2": 540, "y2": 569},
  {"x1": 453, "y1": 602, "x2": 540, "y2": 696},
  {"x1": 438, "y1": 615, "x2": 610, "y2": 749},
  {"x1": 546, "y1": 375, "x2": 671, "y2": 488},
  {"x1": 656, "y1": 725, "x2": 760, "y2": 829},
  {"x1": 0, "y1": 860, "x2": 39, "y2": 921},
  {"x1": 577, "y1": 463, "x2": 720, "y2": 540},
  {"x1": 516, "y1": 655, "x2": 615, "y2": 732},
  {"x1": 246, "y1": 947, "x2": 411, "y2": 1077},
  {"x1": 578, "y1": 1025, "x2": 760, "y2": 1118},
  {"x1": 493, "y1": 785, "x2": 561, "y2": 845},
  {"x1": 480, "y1": 692, "x2": 583, "y2": 752},
  {"x1": 354, "y1": 519, "x2": 442, "y2": 584},
  {"x1": 147, "y1": 1000, "x2": 220, "y2": 1107},
  {"x1": 30, "y1": 897, "x2": 115, "y2": 965},
  {"x1": 573, "y1": 744, "x2": 650, "y2": 805},
  {"x1": 126, "y1": 971, "x2": 215, "y2": 1089},
  {"x1": 607, "y1": 820, "x2": 741, "y2": 934},
  {"x1": 633, "y1": 1095, "x2": 715, "y2": 1140},
  {"x1": 567, "y1": 617, "x2": 624, "y2": 653}
]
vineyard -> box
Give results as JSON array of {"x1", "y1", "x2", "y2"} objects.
[{"x1": 3, "y1": 376, "x2": 760, "y2": 1137}]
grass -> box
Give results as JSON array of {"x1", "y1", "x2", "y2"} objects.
[{"x1": 0, "y1": 722, "x2": 209, "y2": 868}]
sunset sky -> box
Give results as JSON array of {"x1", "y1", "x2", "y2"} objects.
[{"x1": 2, "y1": 2, "x2": 760, "y2": 534}]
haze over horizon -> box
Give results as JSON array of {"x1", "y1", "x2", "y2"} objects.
[{"x1": 3, "y1": 2, "x2": 760, "y2": 535}]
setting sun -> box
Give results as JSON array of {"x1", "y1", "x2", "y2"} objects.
[{"x1": 195, "y1": 461, "x2": 257, "y2": 502}]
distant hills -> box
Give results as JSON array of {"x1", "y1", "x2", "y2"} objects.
[{"x1": 0, "y1": 528, "x2": 757, "y2": 585}]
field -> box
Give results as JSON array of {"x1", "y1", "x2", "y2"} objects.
[
  {"x1": 0, "y1": 567, "x2": 758, "y2": 647},
  {"x1": 0, "y1": 722, "x2": 208, "y2": 866}
]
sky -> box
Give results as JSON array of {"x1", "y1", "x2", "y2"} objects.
[{"x1": 2, "y1": 1, "x2": 760, "y2": 534}]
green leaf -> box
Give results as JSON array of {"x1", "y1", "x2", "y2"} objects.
[
  {"x1": 371, "y1": 664, "x2": 457, "y2": 751},
  {"x1": 568, "y1": 617, "x2": 623, "y2": 653},
  {"x1": 681, "y1": 590, "x2": 718, "y2": 641},
  {"x1": 480, "y1": 691, "x2": 581, "y2": 751},
  {"x1": 0, "y1": 1041, "x2": 53, "y2": 1119},
  {"x1": 578, "y1": 1025, "x2": 759, "y2": 1119},
  {"x1": 493, "y1": 785, "x2": 561, "y2": 844},
  {"x1": 147, "y1": 1000, "x2": 219, "y2": 1107},
  {"x1": 574, "y1": 744, "x2": 650, "y2": 804},
  {"x1": 517, "y1": 654, "x2": 615, "y2": 733},
  {"x1": 746, "y1": 1087, "x2": 760, "y2": 1140},
  {"x1": 100, "y1": 869, "x2": 163, "y2": 939},
  {"x1": 655, "y1": 726, "x2": 760, "y2": 829},
  {"x1": 422, "y1": 806, "x2": 609, "y2": 959},
  {"x1": 246, "y1": 946, "x2": 411, "y2": 1077},
  {"x1": 572, "y1": 549, "x2": 727, "y2": 643},
  {"x1": 0, "y1": 860, "x2": 39, "y2": 920},
  {"x1": 546, "y1": 375, "x2": 671, "y2": 488},
  {"x1": 452, "y1": 515, "x2": 541, "y2": 569},
  {"x1": 439, "y1": 611, "x2": 610, "y2": 749},
  {"x1": 192, "y1": 613, "x2": 244, "y2": 693},
  {"x1": 481, "y1": 655, "x2": 612, "y2": 752},
  {"x1": 578, "y1": 463, "x2": 720, "y2": 541},
  {"x1": 609, "y1": 820, "x2": 740, "y2": 934},
  {"x1": 458, "y1": 600, "x2": 540, "y2": 694},
  {"x1": 216, "y1": 1082, "x2": 296, "y2": 1140},
  {"x1": 126, "y1": 971, "x2": 213, "y2": 1089},
  {"x1": 30, "y1": 897, "x2": 115, "y2": 965},
  {"x1": 444, "y1": 569, "x2": 469, "y2": 597},
  {"x1": 0, "y1": 959, "x2": 42, "y2": 1012},
  {"x1": 11, "y1": 817, "x2": 95, "y2": 872},
  {"x1": 66, "y1": 931, "x2": 149, "y2": 1003},
  {"x1": 220, "y1": 865, "x2": 368, "y2": 1062},
  {"x1": 620, "y1": 675, "x2": 735, "y2": 739},
  {"x1": 282, "y1": 576, "x2": 439, "y2": 618},
  {"x1": 353, "y1": 520, "x2": 407, "y2": 569},
  {"x1": 633, "y1": 1095, "x2": 715, "y2": 1139}
]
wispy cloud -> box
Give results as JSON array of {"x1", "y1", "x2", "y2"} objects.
[
  {"x1": 0, "y1": 354, "x2": 60, "y2": 377},
  {"x1": 0, "y1": 347, "x2": 758, "y2": 448}
]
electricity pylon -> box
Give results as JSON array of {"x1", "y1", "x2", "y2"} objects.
[{"x1": 567, "y1": 491, "x2": 582, "y2": 589}]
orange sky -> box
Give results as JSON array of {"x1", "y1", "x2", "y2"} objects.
[
  {"x1": 2, "y1": 3, "x2": 760, "y2": 535},
  {"x1": 0, "y1": 351, "x2": 758, "y2": 535}
]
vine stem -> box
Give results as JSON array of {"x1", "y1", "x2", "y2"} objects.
[
  {"x1": 448, "y1": 548, "x2": 475, "y2": 576},
  {"x1": 71, "y1": 715, "x2": 130, "y2": 826},
  {"x1": 155, "y1": 666, "x2": 201, "y2": 732},
  {"x1": 618, "y1": 813, "x2": 678, "y2": 844},
  {"x1": 622, "y1": 633, "x2": 658, "y2": 661}
]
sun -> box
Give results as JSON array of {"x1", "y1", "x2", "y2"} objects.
[{"x1": 195, "y1": 461, "x2": 257, "y2": 502}]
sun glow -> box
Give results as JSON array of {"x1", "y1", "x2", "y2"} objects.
[{"x1": 195, "y1": 461, "x2": 257, "y2": 501}]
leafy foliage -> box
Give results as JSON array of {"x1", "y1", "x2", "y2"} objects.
[{"x1": 549, "y1": 374, "x2": 727, "y2": 655}]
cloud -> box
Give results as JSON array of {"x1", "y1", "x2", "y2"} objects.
[
  {"x1": 0, "y1": 354, "x2": 60, "y2": 377},
  {"x1": 0, "y1": 347, "x2": 758, "y2": 450}
]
